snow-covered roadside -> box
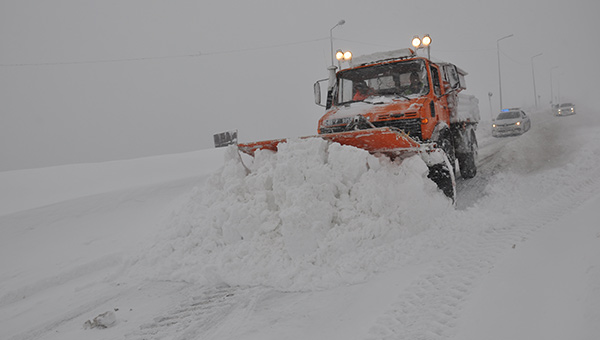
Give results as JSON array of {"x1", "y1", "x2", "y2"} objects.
[
  {"x1": 454, "y1": 192, "x2": 600, "y2": 340},
  {"x1": 0, "y1": 148, "x2": 224, "y2": 216},
  {"x1": 0, "y1": 150, "x2": 224, "y2": 340},
  {"x1": 1, "y1": 108, "x2": 599, "y2": 340}
]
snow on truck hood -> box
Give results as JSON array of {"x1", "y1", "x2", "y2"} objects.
[{"x1": 322, "y1": 99, "x2": 425, "y2": 126}]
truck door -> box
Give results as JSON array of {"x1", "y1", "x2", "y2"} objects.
[{"x1": 430, "y1": 64, "x2": 450, "y2": 122}]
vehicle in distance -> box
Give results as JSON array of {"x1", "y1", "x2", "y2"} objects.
[
  {"x1": 556, "y1": 102, "x2": 576, "y2": 116},
  {"x1": 492, "y1": 108, "x2": 531, "y2": 137}
]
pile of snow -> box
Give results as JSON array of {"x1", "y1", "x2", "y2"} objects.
[{"x1": 138, "y1": 138, "x2": 453, "y2": 291}]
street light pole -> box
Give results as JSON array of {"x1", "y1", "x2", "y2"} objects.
[
  {"x1": 497, "y1": 34, "x2": 514, "y2": 111},
  {"x1": 557, "y1": 73, "x2": 561, "y2": 105},
  {"x1": 531, "y1": 53, "x2": 543, "y2": 108},
  {"x1": 488, "y1": 92, "x2": 494, "y2": 121},
  {"x1": 550, "y1": 66, "x2": 559, "y2": 105},
  {"x1": 329, "y1": 20, "x2": 345, "y2": 67}
]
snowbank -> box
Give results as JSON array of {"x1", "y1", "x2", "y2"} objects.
[
  {"x1": 139, "y1": 138, "x2": 452, "y2": 291},
  {"x1": 0, "y1": 149, "x2": 224, "y2": 216}
]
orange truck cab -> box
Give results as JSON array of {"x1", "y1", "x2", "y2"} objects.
[{"x1": 314, "y1": 48, "x2": 480, "y2": 179}]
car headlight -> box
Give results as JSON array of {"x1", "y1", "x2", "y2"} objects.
[{"x1": 515, "y1": 121, "x2": 521, "y2": 126}]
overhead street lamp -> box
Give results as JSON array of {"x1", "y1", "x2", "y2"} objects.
[
  {"x1": 326, "y1": 19, "x2": 346, "y2": 91},
  {"x1": 329, "y1": 19, "x2": 345, "y2": 67},
  {"x1": 531, "y1": 53, "x2": 543, "y2": 108},
  {"x1": 497, "y1": 34, "x2": 514, "y2": 111}
]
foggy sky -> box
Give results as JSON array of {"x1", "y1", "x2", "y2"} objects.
[{"x1": 1, "y1": 0, "x2": 598, "y2": 171}]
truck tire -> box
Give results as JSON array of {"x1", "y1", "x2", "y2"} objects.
[
  {"x1": 425, "y1": 149, "x2": 456, "y2": 203},
  {"x1": 428, "y1": 162, "x2": 455, "y2": 201},
  {"x1": 457, "y1": 133, "x2": 477, "y2": 179},
  {"x1": 457, "y1": 152, "x2": 476, "y2": 179}
]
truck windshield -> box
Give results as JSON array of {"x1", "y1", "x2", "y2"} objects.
[{"x1": 336, "y1": 59, "x2": 429, "y2": 104}]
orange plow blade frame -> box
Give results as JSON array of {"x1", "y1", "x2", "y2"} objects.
[{"x1": 238, "y1": 127, "x2": 425, "y2": 159}]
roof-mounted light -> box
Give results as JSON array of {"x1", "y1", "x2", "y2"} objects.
[
  {"x1": 422, "y1": 34, "x2": 431, "y2": 47},
  {"x1": 336, "y1": 49, "x2": 352, "y2": 61},
  {"x1": 411, "y1": 34, "x2": 432, "y2": 58},
  {"x1": 411, "y1": 36, "x2": 421, "y2": 49}
]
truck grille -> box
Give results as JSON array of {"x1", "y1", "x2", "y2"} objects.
[
  {"x1": 373, "y1": 118, "x2": 422, "y2": 140},
  {"x1": 320, "y1": 118, "x2": 422, "y2": 140}
]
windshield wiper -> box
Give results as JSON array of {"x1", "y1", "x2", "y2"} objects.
[{"x1": 395, "y1": 94, "x2": 411, "y2": 100}]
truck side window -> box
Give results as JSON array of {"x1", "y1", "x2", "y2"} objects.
[{"x1": 431, "y1": 66, "x2": 442, "y2": 96}]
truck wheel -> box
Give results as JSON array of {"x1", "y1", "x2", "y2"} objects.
[
  {"x1": 428, "y1": 163, "x2": 454, "y2": 200},
  {"x1": 457, "y1": 133, "x2": 477, "y2": 179},
  {"x1": 426, "y1": 151, "x2": 456, "y2": 203},
  {"x1": 457, "y1": 152, "x2": 477, "y2": 179}
]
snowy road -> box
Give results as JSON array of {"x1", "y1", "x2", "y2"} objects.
[{"x1": 1, "y1": 108, "x2": 599, "y2": 339}]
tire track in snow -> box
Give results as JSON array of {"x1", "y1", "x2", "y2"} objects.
[
  {"x1": 127, "y1": 284, "x2": 266, "y2": 340},
  {"x1": 365, "y1": 166, "x2": 600, "y2": 339}
]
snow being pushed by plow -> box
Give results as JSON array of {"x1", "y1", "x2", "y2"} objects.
[{"x1": 143, "y1": 138, "x2": 452, "y2": 291}]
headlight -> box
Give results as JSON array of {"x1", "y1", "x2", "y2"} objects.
[
  {"x1": 492, "y1": 124, "x2": 497, "y2": 128},
  {"x1": 515, "y1": 121, "x2": 521, "y2": 126}
]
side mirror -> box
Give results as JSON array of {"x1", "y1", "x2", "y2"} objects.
[
  {"x1": 314, "y1": 79, "x2": 328, "y2": 107},
  {"x1": 314, "y1": 82, "x2": 322, "y2": 106}
]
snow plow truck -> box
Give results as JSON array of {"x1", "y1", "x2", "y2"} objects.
[{"x1": 227, "y1": 47, "x2": 480, "y2": 201}]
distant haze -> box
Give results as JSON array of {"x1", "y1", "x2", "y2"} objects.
[{"x1": 1, "y1": 0, "x2": 598, "y2": 171}]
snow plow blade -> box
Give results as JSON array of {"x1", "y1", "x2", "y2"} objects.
[
  {"x1": 238, "y1": 126, "x2": 456, "y2": 202},
  {"x1": 238, "y1": 127, "x2": 423, "y2": 158}
]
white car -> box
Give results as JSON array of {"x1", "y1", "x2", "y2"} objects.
[
  {"x1": 556, "y1": 102, "x2": 576, "y2": 116},
  {"x1": 492, "y1": 109, "x2": 531, "y2": 137}
]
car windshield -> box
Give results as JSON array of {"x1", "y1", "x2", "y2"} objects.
[
  {"x1": 496, "y1": 111, "x2": 521, "y2": 120},
  {"x1": 336, "y1": 59, "x2": 429, "y2": 104},
  {"x1": 559, "y1": 103, "x2": 574, "y2": 108}
]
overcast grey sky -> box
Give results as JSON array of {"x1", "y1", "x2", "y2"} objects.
[{"x1": 1, "y1": 0, "x2": 598, "y2": 171}]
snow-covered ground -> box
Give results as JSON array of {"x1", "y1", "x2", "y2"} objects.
[{"x1": 1, "y1": 108, "x2": 599, "y2": 340}]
